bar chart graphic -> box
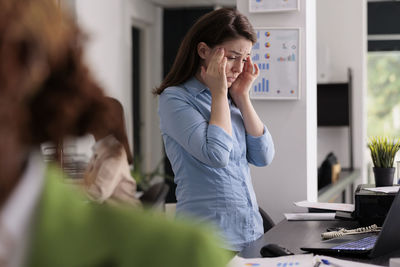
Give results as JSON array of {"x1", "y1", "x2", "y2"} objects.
[
  {"x1": 257, "y1": 63, "x2": 269, "y2": 70},
  {"x1": 253, "y1": 78, "x2": 269, "y2": 93}
]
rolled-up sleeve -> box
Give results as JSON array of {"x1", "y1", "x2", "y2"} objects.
[
  {"x1": 159, "y1": 89, "x2": 233, "y2": 168},
  {"x1": 246, "y1": 125, "x2": 274, "y2": 166}
]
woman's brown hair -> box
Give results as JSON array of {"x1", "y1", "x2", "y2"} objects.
[
  {"x1": 153, "y1": 8, "x2": 256, "y2": 95},
  {"x1": 0, "y1": 0, "x2": 117, "y2": 205}
]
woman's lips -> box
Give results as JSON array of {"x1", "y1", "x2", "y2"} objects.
[{"x1": 227, "y1": 77, "x2": 236, "y2": 83}]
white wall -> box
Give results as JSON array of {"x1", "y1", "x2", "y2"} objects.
[
  {"x1": 317, "y1": 0, "x2": 367, "y2": 183},
  {"x1": 74, "y1": 0, "x2": 164, "y2": 172},
  {"x1": 237, "y1": 0, "x2": 317, "y2": 223}
]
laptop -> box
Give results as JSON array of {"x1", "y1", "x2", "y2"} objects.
[{"x1": 301, "y1": 188, "x2": 400, "y2": 258}]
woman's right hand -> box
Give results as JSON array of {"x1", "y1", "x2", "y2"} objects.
[{"x1": 200, "y1": 48, "x2": 228, "y2": 97}]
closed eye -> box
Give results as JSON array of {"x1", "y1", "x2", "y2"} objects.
[{"x1": 227, "y1": 56, "x2": 247, "y2": 63}]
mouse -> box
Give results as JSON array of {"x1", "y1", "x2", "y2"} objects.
[{"x1": 260, "y1": 243, "x2": 294, "y2": 257}]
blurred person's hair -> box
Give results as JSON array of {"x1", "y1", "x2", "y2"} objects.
[
  {"x1": 92, "y1": 97, "x2": 134, "y2": 165},
  {"x1": 0, "y1": 0, "x2": 117, "y2": 205}
]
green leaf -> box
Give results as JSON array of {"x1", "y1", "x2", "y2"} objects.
[{"x1": 367, "y1": 136, "x2": 400, "y2": 168}]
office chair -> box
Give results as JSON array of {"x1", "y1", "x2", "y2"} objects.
[
  {"x1": 259, "y1": 207, "x2": 275, "y2": 233},
  {"x1": 140, "y1": 182, "x2": 170, "y2": 210}
]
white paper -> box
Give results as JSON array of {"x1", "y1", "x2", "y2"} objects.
[
  {"x1": 364, "y1": 186, "x2": 400, "y2": 194},
  {"x1": 227, "y1": 254, "x2": 381, "y2": 267},
  {"x1": 227, "y1": 254, "x2": 314, "y2": 267},
  {"x1": 284, "y1": 212, "x2": 336, "y2": 221},
  {"x1": 314, "y1": 255, "x2": 381, "y2": 267},
  {"x1": 294, "y1": 201, "x2": 355, "y2": 212}
]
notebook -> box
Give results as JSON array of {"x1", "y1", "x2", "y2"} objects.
[{"x1": 301, "y1": 188, "x2": 400, "y2": 258}]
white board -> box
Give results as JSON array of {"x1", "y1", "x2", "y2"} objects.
[{"x1": 250, "y1": 28, "x2": 300, "y2": 100}]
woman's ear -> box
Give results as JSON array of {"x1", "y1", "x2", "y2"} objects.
[{"x1": 197, "y1": 42, "x2": 210, "y2": 60}]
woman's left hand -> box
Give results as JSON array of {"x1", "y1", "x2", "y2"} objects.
[{"x1": 229, "y1": 56, "x2": 259, "y2": 103}]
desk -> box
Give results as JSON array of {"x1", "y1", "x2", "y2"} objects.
[
  {"x1": 318, "y1": 169, "x2": 360, "y2": 203},
  {"x1": 239, "y1": 219, "x2": 400, "y2": 266}
]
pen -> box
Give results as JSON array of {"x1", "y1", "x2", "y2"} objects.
[{"x1": 320, "y1": 259, "x2": 341, "y2": 266}]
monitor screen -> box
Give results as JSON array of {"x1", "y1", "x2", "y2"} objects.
[{"x1": 317, "y1": 83, "x2": 350, "y2": 126}]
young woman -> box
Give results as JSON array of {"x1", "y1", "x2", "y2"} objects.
[{"x1": 155, "y1": 8, "x2": 275, "y2": 251}]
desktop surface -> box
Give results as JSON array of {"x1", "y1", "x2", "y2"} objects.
[{"x1": 239, "y1": 219, "x2": 400, "y2": 266}]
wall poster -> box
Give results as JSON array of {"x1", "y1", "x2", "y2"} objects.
[{"x1": 250, "y1": 28, "x2": 300, "y2": 100}]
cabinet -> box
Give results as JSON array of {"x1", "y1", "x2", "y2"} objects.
[{"x1": 318, "y1": 69, "x2": 356, "y2": 202}]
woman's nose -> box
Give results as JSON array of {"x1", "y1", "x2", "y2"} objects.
[{"x1": 232, "y1": 60, "x2": 243, "y2": 73}]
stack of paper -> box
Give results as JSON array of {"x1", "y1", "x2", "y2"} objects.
[
  {"x1": 283, "y1": 201, "x2": 355, "y2": 221},
  {"x1": 294, "y1": 201, "x2": 354, "y2": 212},
  {"x1": 227, "y1": 254, "x2": 314, "y2": 267},
  {"x1": 284, "y1": 213, "x2": 336, "y2": 221},
  {"x1": 364, "y1": 186, "x2": 400, "y2": 194}
]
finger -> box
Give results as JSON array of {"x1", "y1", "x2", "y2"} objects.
[
  {"x1": 246, "y1": 56, "x2": 253, "y2": 73},
  {"x1": 241, "y1": 57, "x2": 248, "y2": 73},
  {"x1": 242, "y1": 60, "x2": 247, "y2": 73},
  {"x1": 210, "y1": 47, "x2": 225, "y2": 68},
  {"x1": 220, "y1": 56, "x2": 227, "y2": 75},
  {"x1": 208, "y1": 48, "x2": 223, "y2": 73},
  {"x1": 253, "y1": 63, "x2": 259, "y2": 77},
  {"x1": 247, "y1": 61, "x2": 253, "y2": 74},
  {"x1": 217, "y1": 48, "x2": 225, "y2": 63},
  {"x1": 210, "y1": 47, "x2": 224, "y2": 63},
  {"x1": 247, "y1": 55, "x2": 253, "y2": 65}
]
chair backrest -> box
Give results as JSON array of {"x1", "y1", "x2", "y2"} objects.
[
  {"x1": 259, "y1": 207, "x2": 275, "y2": 233},
  {"x1": 140, "y1": 182, "x2": 170, "y2": 210}
]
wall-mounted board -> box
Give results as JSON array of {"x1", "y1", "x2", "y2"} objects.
[
  {"x1": 250, "y1": 28, "x2": 300, "y2": 100},
  {"x1": 249, "y1": 0, "x2": 299, "y2": 13}
]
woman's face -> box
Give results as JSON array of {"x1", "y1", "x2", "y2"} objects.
[{"x1": 203, "y1": 38, "x2": 253, "y2": 88}]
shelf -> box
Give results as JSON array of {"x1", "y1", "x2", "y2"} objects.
[{"x1": 318, "y1": 169, "x2": 360, "y2": 203}]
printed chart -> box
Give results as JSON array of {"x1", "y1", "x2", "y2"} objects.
[
  {"x1": 250, "y1": 28, "x2": 300, "y2": 100},
  {"x1": 249, "y1": 0, "x2": 299, "y2": 13}
]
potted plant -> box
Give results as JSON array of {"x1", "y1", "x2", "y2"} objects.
[
  {"x1": 131, "y1": 156, "x2": 173, "y2": 192},
  {"x1": 368, "y1": 136, "x2": 400, "y2": 187}
]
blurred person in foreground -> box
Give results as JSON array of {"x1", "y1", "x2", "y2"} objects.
[{"x1": 0, "y1": 0, "x2": 230, "y2": 266}]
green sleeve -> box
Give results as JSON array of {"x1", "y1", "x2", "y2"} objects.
[{"x1": 29, "y1": 164, "x2": 231, "y2": 267}]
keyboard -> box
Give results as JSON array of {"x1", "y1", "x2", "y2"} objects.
[{"x1": 332, "y1": 235, "x2": 378, "y2": 250}]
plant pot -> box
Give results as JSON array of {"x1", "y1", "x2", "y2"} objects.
[{"x1": 373, "y1": 167, "x2": 395, "y2": 187}]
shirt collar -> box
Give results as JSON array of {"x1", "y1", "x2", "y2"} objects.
[
  {"x1": 0, "y1": 151, "x2": 45, "y2": 253},
  {"x1": 183, "y1": 77, "x2": 209, "y2": 97},
  {"x1": 183, "y1": 77, "x2": 232, "y2": 105}
]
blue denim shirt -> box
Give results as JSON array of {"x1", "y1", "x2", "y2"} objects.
[{"x1": 158, "y1": 77, "x2": 275, "y2": 251}]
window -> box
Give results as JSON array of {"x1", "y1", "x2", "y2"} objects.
[
  {"x1": 367, "y1": 1, "x2": 400, "y2": 182},
  {"x1": 367, "y1": 52, "x2": 400, "y2": 137},
  {"x1": 367, "y1": 1, "x2": 400, "y2": 137}
]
